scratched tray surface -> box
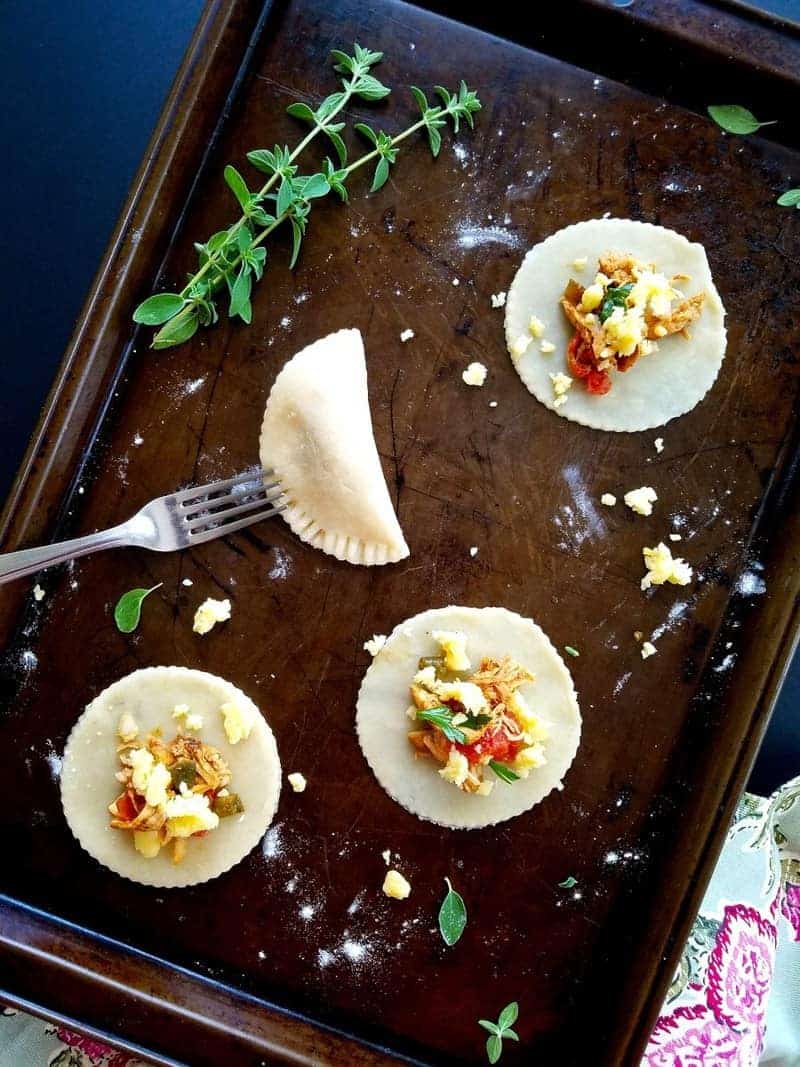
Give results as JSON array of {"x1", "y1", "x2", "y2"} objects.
[{"x1": 2, "y1": 0, "x2": 800, "y2": 1063}]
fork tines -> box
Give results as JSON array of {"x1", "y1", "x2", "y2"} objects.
[{"x1": 176, "y1": 468, "x2": 285, "y2": 542}]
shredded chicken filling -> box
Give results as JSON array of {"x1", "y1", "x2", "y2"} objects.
[{"x1": 560, "y1": 251, "x2": 705, "y2": 395}]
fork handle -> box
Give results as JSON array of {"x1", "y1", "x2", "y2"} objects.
[{"x1": 0, "y1": 523, "x2": 134, "y2": 584}]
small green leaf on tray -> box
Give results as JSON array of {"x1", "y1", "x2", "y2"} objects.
[
  {"x1": 564, "y1": 645, "x2": 580, "y2": 658},
  {"x1": 488, "y1": 759, "x2": 519, "y2": 784},
  {"x1": 132, "y1": 293, "x2": 185, "y2": 326},
  {"x1": 707, "y1": 104, "x2": 775, "y2": 135},
  {"x1": 777, "y1": 188, "x2": 800, "y2": 208},
  {"x1": 558, "y1": 875, "x2": 578, "y2": 889},
  {"x1": 478, "y1": 1002, "x2": 520, "y2": 1063},
  {"x1": 438, "y1": 877, "x2": 467, "y2": 946},
  {"x1": 114, "y1": 584, "x2": 162, "y2": 634}
]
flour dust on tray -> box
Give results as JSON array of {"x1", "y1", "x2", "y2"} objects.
[
  {"x1": 504, "y1": 218, "x2": 727, "y2": 431},
  {"x1": 61, "y1": 667, "x2": 281, "y2": 887},
  {"x1": 259, "y1": 328, "x2": 409, "y2": 565},
  {"x1": 356, "y1": 606, "x2": 581, "y2": 829}
]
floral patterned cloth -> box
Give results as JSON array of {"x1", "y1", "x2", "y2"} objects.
[{"x1": 2, "y1": 777, "x2": 799, "y2": 1067}]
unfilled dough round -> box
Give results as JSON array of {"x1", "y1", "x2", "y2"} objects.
[
  {"x1": 61, "y1": 667, "x2": 281, "y2": 887},
  {"x1": 504, "y1": 218, "x2": 727, "y2": 432},
  {"x1": 356, "y1": 606, "x2": 581, "y2": 829}
]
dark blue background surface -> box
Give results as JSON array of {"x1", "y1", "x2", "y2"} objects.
[{"x1": 0, "y1": 1, "x2": 796, "y2": 795}]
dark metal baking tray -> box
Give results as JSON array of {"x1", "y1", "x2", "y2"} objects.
[{"x1": 1, "y1": 0, "x2": 799, "y2": 1063}]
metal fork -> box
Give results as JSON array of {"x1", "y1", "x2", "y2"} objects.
[{"x1": 0, "y1": 468, "x2": 285, "y2": 584}]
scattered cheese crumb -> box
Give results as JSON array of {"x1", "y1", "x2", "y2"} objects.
[
  {"x1": 382, "y1": 869, "x2": 411, "y2": 900},
  {"x1": 462, "y1": 361, "x2": 488, "y2": 387},
  {"x1": 452, "y1": 278, "x2": 460, "y2": 286},
  {"x1": 489, "y1": 400, "x2": 498, "y2": 408},
  {"x1": 181, "y1": 578, "x2": 193, "y2": 587},
  {"x1": 364, "y1": 634, "x2": 387, "y2": 657},
  {"x1": 469, "y1": 546, "x2": 479, "y2": 557},
  {"x1": 220, "y1": 700, "x2": 256, "y2": 744},
  {"x1": 192, "y1": 597, "x2": 231, "y2": 635},
  {"x1": 400, "y1": 328, "x2": 414, "y2": 343},
  {"x1": 439, "y1": 748, "x2": 469, "y2": 786},
  {"x1": 540, "y1": 339, "x2": 556, "y2": 354},
  {"x1": 669, "y1": 533, "x2": 682, "y2": 542},
  {"x1": 654, "y1": 437, "x2": 664, "y2": 454},
  {"x1": 172, "y1": 704, "x2": 203, "y2": 731},
  {"x1": 641, "y1": 543, "x2": 693, "y2": 590},
  {"x1": 641, "y1": 641, "x2": 657, "y2": 659},
  {"x1": 624, "y1": 486, "x2": 658, "y2": 517},
  {"x1": 33, "y1": 584, "x2": 45, "y2": 602},
  {"x1": 528, "y1": 315, "x2": 545, "y2": 338},
  {"x1": 601, "y1": 493, "x2": 617, "y2": 507},
  {"x1": 510, "y1": 334, "x2": 531, "y2": 360},
  {"x1": 117, "y1": 712, "x2": 139, "y2": 743},
  {"x1": 490, "y1": 291, "x2": 506, "y2": 308},
  {"x1": 572, "y1": 256, "x2": 588, "y2": 271},
  {"x1": 382, "y1": 849, "x2": 391, "y2": 865},
  {"x1": 433, "y1": 630, "x2": 470, "y2": 671},
  {"x1": 165, "y1": 791, "x2": 218, "y2": 837},
  {"x1": 550, "y1": 372, "x2": 573, "y2": 407},
  {"x1": 288, "y1": 772, "x2": 307, "y2": 793},
  {"x1": 580, "y1": 283, "x2": 604, "y2": 312}
]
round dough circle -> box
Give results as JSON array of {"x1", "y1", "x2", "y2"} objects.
[
  {"x1": 356, "y1": 606, "x2": 581, "y2": 829},
  {"x1": 61, "y1": 667, "x2": 281, "y2": 887},
  {"x1": 504, "y1": 218, "x2": 727, "y2": 432}
]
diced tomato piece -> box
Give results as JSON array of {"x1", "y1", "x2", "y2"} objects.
[
  {"x1": 457, "y1": 725, "x2": 522, "y2": 766},
  {"x1": 586, "y1": 368, "x2": 612, "y2": 395},
  {"x1": 616, "y1": 351, "x2": 639, "y2": 373},
  {"x1": 114, "y1": 791, "x2": 141, "y2": 822},
  {"x1": 567, "y1": 334, "x2": 593, "y2": 379}
]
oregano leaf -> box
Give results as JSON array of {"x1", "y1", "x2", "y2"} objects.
[
  {"x1": 486, "y1": 1035, "x2": 502, "y2": 1065},
  {"x1": 286, "y1": 101, "x2": 316, "y2": 124},
  {"x1": 152, "y1": 311, "x2": 199, "y2": 349},
  {"x1": 777, "y1": 188, "x2": 800, "y2": 208},
  {"x1": 114, "y1": 584, "x2": 162, "y2": 633},
  {"x1": 132, "y1": 293, "x2": 185, "y2": 326},
  {"x1": 229, "y1": 265, "x2": 252, "y2": 320},
  {"x1": 277, "y1": 175, "x2": 294, "y2": 217},
  {"x1": 410, "y1": 85, "x2": 428, "y2": 113},
  {"x1": 707, "y1": 104, "x2": 774, "y2": 135},
  {"x1": 371, "y1": 156, "x2": 391, "y2": 192},
  {"x1": 289, "y1": 218, "x2": 304, "y2": 269},
  {"x1": 438, "y1": 877, "x2": 467, "y2": 946},
  {"x1": 497, "y1": 1002, "x2": 518, "y2": 1030},
  {"x1": 427, "y1": 124, "x2": 442, "y2": 158},
  {"x1": 247, "y1": 148, "x2": 277, "y2": 175},
  {"x1": 354, "y1": 74, "x2": 391, "y2": 101},
  {"x1": 224, "y1": 164, "x2": 251, "y2": 210}
]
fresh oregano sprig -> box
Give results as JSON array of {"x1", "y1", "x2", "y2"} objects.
[
  {"x1": 778, "y1": 188, "x2": 800, "y2": 210},
  {"x1": 478, "y1": 1002, "x2": 520, "y2": 1064},
  {"x1": 132, "y1": 45, "x2": 481, "y2": 349}
]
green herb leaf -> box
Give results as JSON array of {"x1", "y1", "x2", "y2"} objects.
[
  {"x1": 114, "y1": 584, "x2": 162, "y2": 633},
  {"x1": 371, "y1": 156, "x2": 391, "y2": 192},
  {"x1": 478, "y1": 1021, "x2": 500, "y2": 1035},
  {"x1": 224, "y1": 164, "x2": 251, "y2": 210},
  {"x1": 289, "y1": 218, "x2": 304, "y2": 269},
  {"x1": 461, "y1": 712, "x2": 491, "y2": 730},
  {"x1": 228, "y1": 265, "x2": 252, "y2": 322},
  {"x1": 504, "y1": 1030, "x2": 519, "y2": 1042},
  {"x1": 427, "y1": 124, "x2": 442, "y2": 158},
  {"x1": 558, "y1": 876, "x2": 578, "y2": 889},
  {"x1": 498, "y1": 1003, "x2": 518, "y2": 1030},
  {"x1": 707, "y1": 104, "x2": 774, "y2": 135},
  {"x1": 354, "y1": 122, "x2": 379, "y2": 147},
  {"x1": 246, "y1": 148, "x2": 278, "y2": 175},
  {"x1": 410, "y1": 85, "x2": 429, "y2": 114},
  {"x1": 132, "y1": 293, "x2": 185, "y2": 326},
  {"x1": 598, "y1": 282, "x2": 633, "y2": 324},
  {"x1": 299, "y1": 173, "x2": 330, "y2": 200},
  {"x1": 286, "y1": 101, "x2": 317, "y2": 124},
  {"x1": 330, "y1": 48, "x2": 354, "y2": 74},
  {"x1": 488, "y1": 759, "x2": 519, "y2": 784},
  {"x1": 354, "y1": 73, "x2": 391, "y2": 101},
  {"x1": 777, "y1": 188, "x2": 800, "y2": 208},
  {"x1": 564, "y1": 645, "x2": 580, "y2": 658},
  {"x1": 152, "y1": 310, "x2": 199, "y2": 350},
  {"x1": 438, "y1": 877, "x2": 467, "y2": 946},
  {"x1": 416, "y1": 706, "x2": 466, "y2": 743},
  {"x1": 316, "y1": 92, "x2": 345, "y2": 122},
  {"x1": 324, "y1": 127, "x2": 348, "y2": 167},
  {"x1": 277, "y1": 175, "x2": 295, "y2": 218},
  {"x1": 486, "y1": 1035, "x2": 502, "y2": 1064}
]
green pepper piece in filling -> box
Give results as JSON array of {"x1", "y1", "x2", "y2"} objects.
[
  {"x1": 213, "y1": 793, "x2": 245, "y2": 818},
  {"x1": 170, "y1": 759, "x2": 199, "y2": 792},
  {"x1": 416, "y1": 655, "x2": 470, "y2": 683}
]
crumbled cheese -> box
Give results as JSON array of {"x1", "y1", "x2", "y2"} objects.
[
  {"x1": 117, "y1": 712, "x2": 139, "y2": 743},
  {"x1": 601, "y1": 493, "x2": 617, "y2": 507},
  {"x1": 540, "y1": 339, "x2": 556, "y2": 354},
  {"x1": 382, "y1": 869, "x2": 412, "y2": 900},
  {"x1": 133, "y1": 830, "x2": 161, "y2": 858},
  {"x1": 572, "y1": 257, "x2": 588, "y2": 271},
  {"x1": 382, "y1": 849, "x2": 391, "y2": 865},
  {"x1": 624, "y1": 486, "x2": 658, "y2": 517},
  {"x1": 462, "y1": 361, "x2": 488, "y2": 387},
  {"x1": 128, "y1": 749, "x2": 170, "y2": 809},
  {"x1": 489, "y1": 400, "x2": 498, "y2": 408},
  {"x1": 469, "y1": 546, "x2": 479, "y2": 557},
  {"x1": 182, "y1": 578, "x2": 193, "y2": 587},
  {"x1": 192, "y1": 597, "x2": 231, "y2": 635},
  {"x1": 172, "y1": 704, "x2": 203, "y2": 731},
  {"x1": 603, "y1": 305, "x2": 645, "y2": 356},
  {"x1": 433, "y1": 630, "x2": 471, "y2": 671},
  {"x1": 580, "y1": 283, "x2": 604, "y2": 312},
  {"x1": 669, "y1": 533, "x2": 682, "y2": 542},
  {"x1": 641, "y1": 543, "x2": 693, "y2": 590},
  {"x1": 507, "y1": 690, "x2": 549, "y2": 743},
  {"x1": 641, "y1": 641, "x2": 657, "y2": 659},
  {"x1": 510, "y1": 334, "x2": 531, "y2": 360},
  {"x1": 490, "y1": 291, "x2": 507, "y2": 308},
  {"x1": 288, "y1": 772, "x2": 307, "y2": 793},
  {"x1": 439, "y1": 749, "x2": 469, "y2": 787},
  {"x1": 528, "y1": 315, "x2": 546, "y2": 338},
  {"x1": 363, "y1": 634, "x2": 387, "y2": 657},
  {"x1": 654, "y1": 437, "x2": 664, "y2": 454},
  {"x1": 400, "y1": 328, "x2": 414, "y2": 342},
  {"x1": 165, "y1": 792, "x2": 219, "y2": 837},
  {"x1": 220, "y1": 700, "x2": 256, "y2": 744},
  {"x1": 630, "y1": 269, "x2": 676, "y2": 319},
  {"x1": 452, "y1": 278, "x2": 460, "y2": 286},
  {"x1": 33, "y1": 584, "x2": 45, "y2": 602},
  {"x1": 550, "y1": 372, "x2": 573, "y2": 406},
  {"x1": 513, "y1": 743, "x2": 547, "y2": 775}
]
